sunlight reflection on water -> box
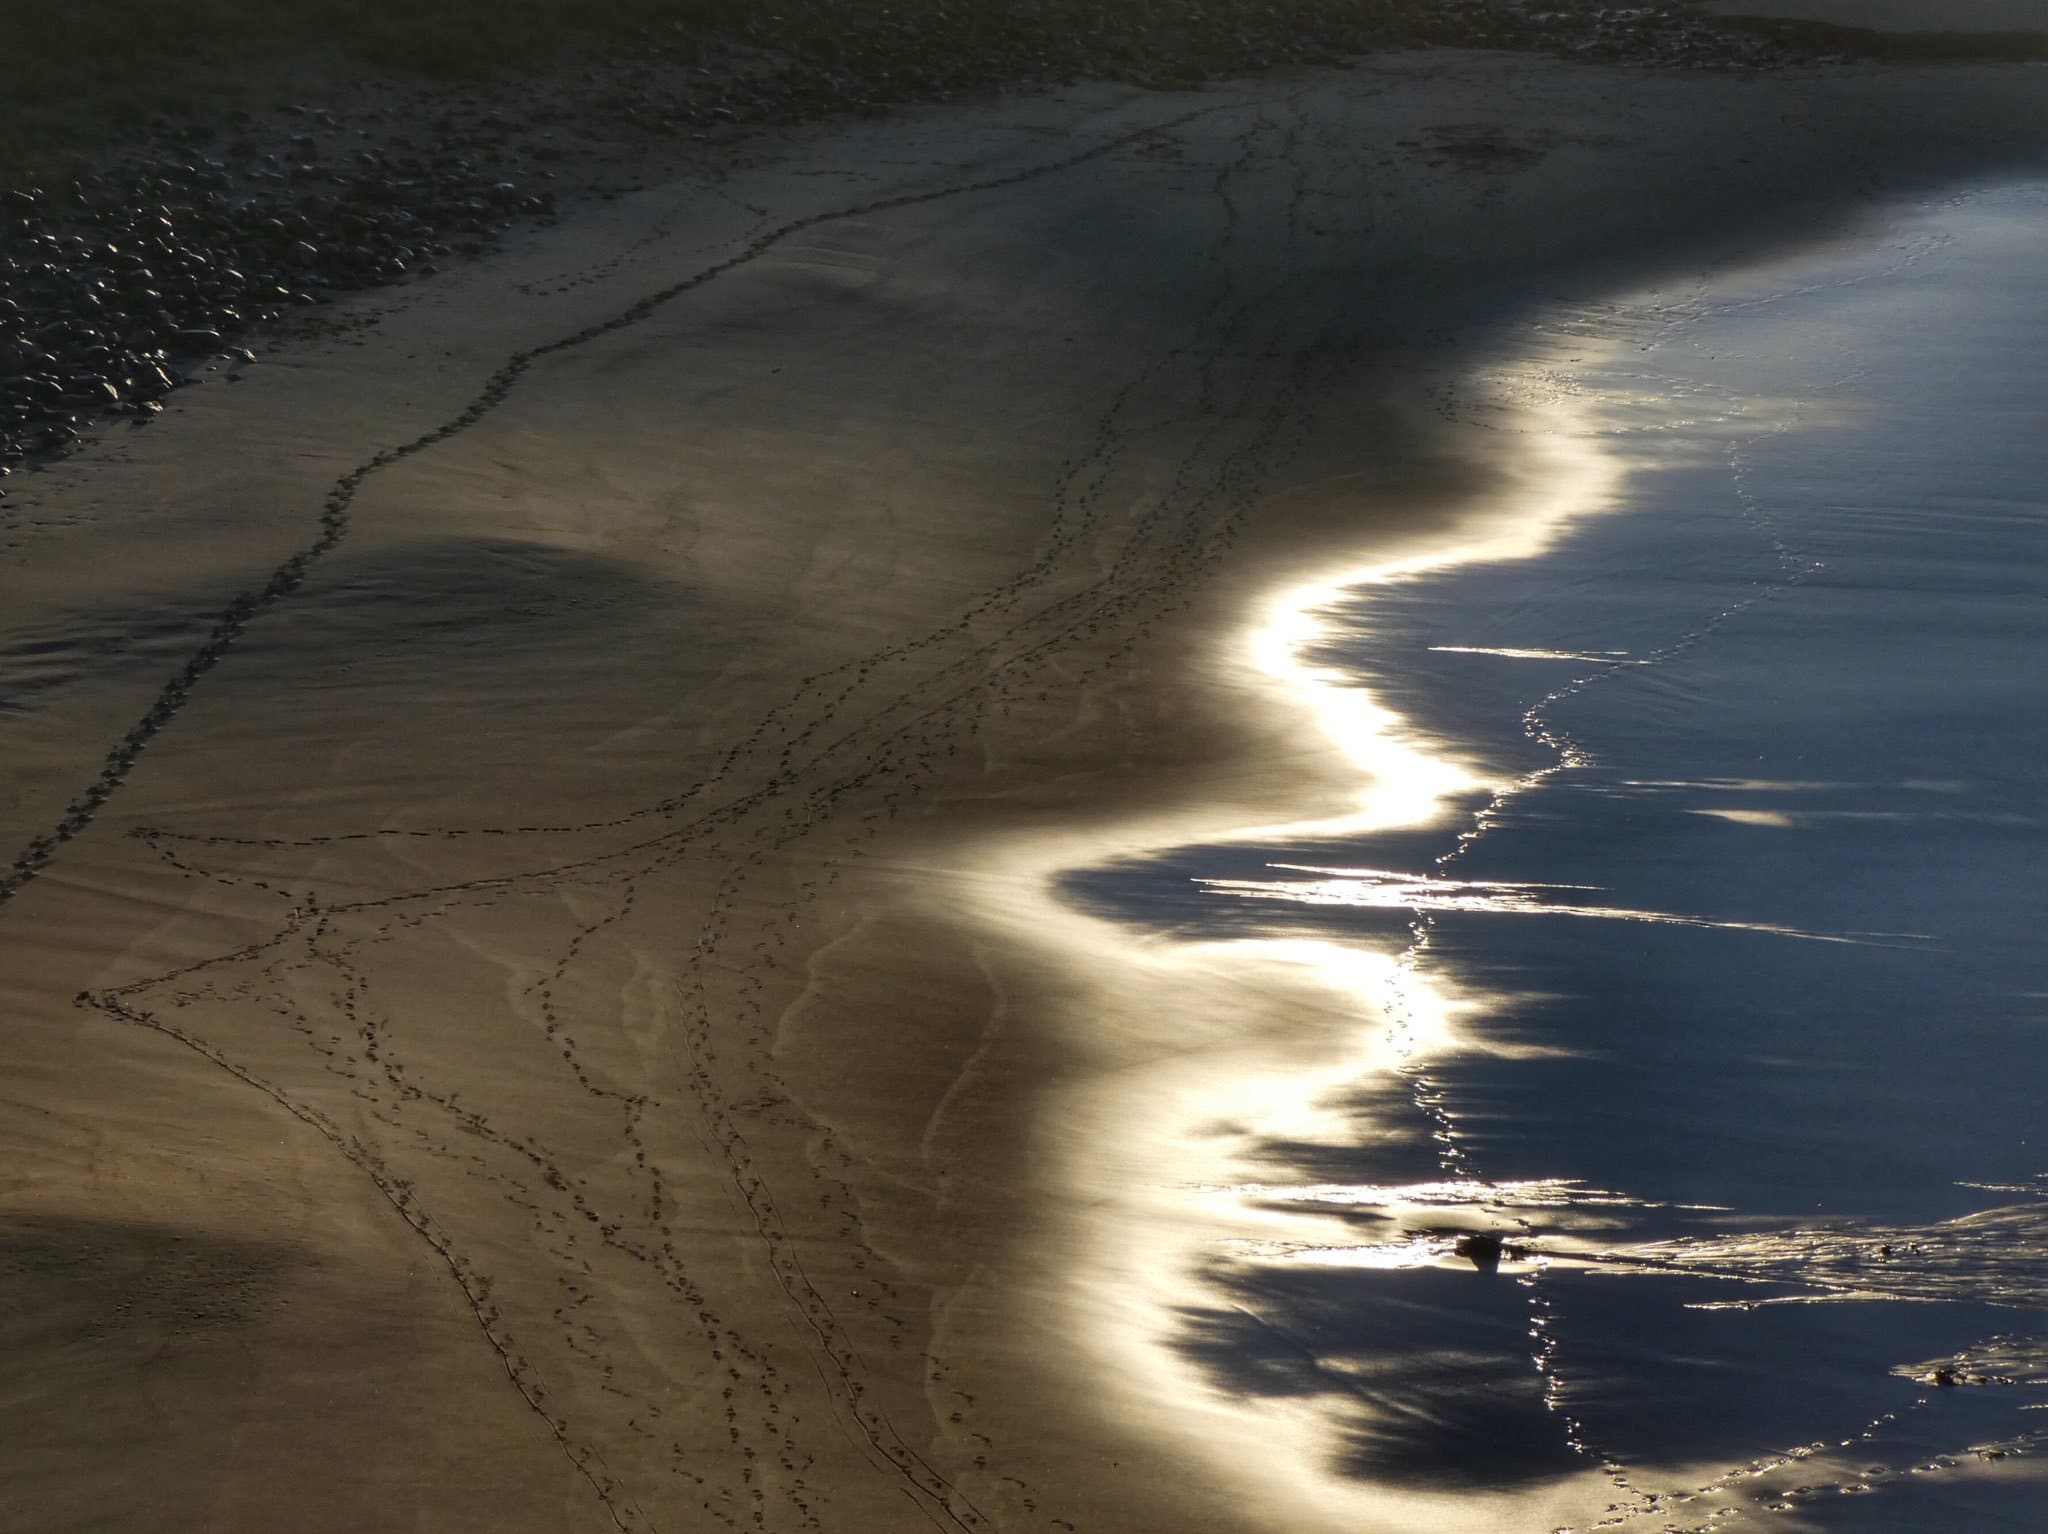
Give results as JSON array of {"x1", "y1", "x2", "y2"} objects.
[{"x1": 1029, "y1": 180, "x2": 2048, "y2": 1533}]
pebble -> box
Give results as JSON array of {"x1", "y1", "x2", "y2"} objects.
[{"x1": 0, "y1": 124, "x2": 558, "y2": 468}]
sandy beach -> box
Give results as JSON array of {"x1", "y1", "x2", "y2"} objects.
[{"x1": 4, "y1": 36, "x2": 2048, "y2": 1534}]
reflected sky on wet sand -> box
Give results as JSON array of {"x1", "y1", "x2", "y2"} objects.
[{"x1": 1049, "y1": 181, "x2": 2048, "y2": 1530}]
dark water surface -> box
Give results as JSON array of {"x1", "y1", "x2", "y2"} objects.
[{"x1": 1066, "y1": 181, "x2": 2048, "y2": 1528}]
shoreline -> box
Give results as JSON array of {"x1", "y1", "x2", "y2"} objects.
[
  {"x1": 766, "y1": 75, "x2": 2048, "y2": 1534},
  {"x1": 4, "y1": 42, "x2": 2048, "y2": 1534},
  {"x1": 925, "y1": 304, "x2": 1635, "y2": 1534}
]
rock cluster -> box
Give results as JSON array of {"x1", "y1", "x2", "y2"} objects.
[{"x1": 0, "y1": 112, "x2": 553, "y2": 475}]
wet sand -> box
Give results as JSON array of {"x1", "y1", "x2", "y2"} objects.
[{"x1": 4, "y1": 49, "x2": 2048, "y2": 1534}]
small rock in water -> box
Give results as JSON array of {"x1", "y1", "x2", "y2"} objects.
[{"x1": 1454, "y1": 1232, "x2": 1507, "y2": 1272}]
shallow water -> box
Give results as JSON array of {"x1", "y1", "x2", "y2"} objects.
[{"x1": 1064, "y1": 181, "x2": 2048, "y2": 1527}]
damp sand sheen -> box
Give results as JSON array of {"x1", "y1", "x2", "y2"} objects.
[{"x1": 3, "y1": 59, "x2": 2048, "y2": 1534}]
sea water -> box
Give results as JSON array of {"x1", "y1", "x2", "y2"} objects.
[{"x1": 1065, "y1": 180, "x2": 2048, "y2": 1528}]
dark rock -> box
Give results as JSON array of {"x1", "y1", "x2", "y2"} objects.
[{"x1": 1454, "y1": 1232, "x2": 1507, "y2": 1273}]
